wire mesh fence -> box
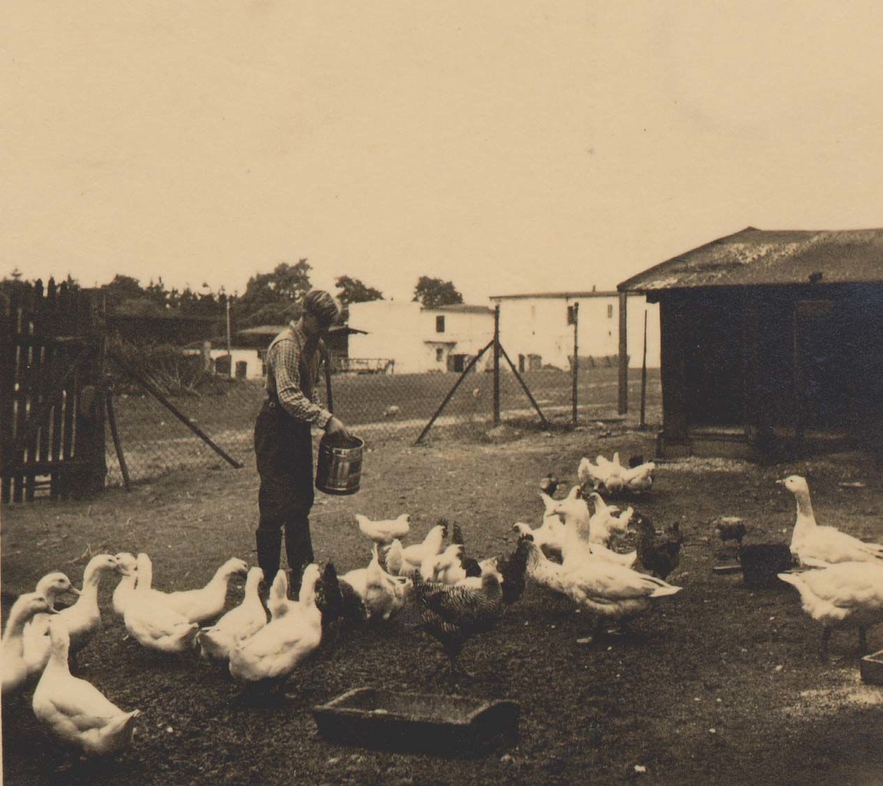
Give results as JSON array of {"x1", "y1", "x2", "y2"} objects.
[{"x1": 103, "y1": 363, "x2": 661, "y2": 488}]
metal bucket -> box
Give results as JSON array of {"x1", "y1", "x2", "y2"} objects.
[{"x1": 316, "y1": 434, "x2": 364, "y2": 495}]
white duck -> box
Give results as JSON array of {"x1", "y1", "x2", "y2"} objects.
[
  {"x1": 397, "y1": 523, "x2": 448, "y2": 578},
  {"x1": 122, "y1": 553, "x2": 198, "y2": 653},
  {"x1": 779, "y1": 475, "x2": 883, "y2": 567},
  {"x1": 55, "y1": 554, "x2": 121, "y2": 654},
  {"x1": 522, "y1": 537, "x2": 680, "y2": 641},
  {"x1": 150, "y1": 557, "x2": 249, "y2": 624},
  {"x1": 229, "y1": 563, "x2": 323, "y2": 689},
  {"x1": 356, "y1": 513, "x2": 411, "y2": 545},
  {"x1": 197, "y1": 567, "x2": 268, "y2": 662},
  {"x1": 779, "y1": 561, "x2": 883, "y2": 660},
  {"x1": 32, "y1": 618, "x2": 140, "y2": 756},
  {"x1": 112, "y1": 553, "x2": 139, "y2": 617},
  {"x1": 2, "y1": 593, "x2": 55, "y2": 695},
  {"x1": 22, "y1": 572, "x2": 79, "y2": 676}
]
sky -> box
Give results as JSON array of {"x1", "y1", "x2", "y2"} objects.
[{"x1": 3, "y1": 2, "x2": 883, "y2": 304}]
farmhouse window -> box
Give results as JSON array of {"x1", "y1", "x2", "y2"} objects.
[
  {"x1": 436, "y1": 315, "x2": 445, "y2": 333},
  {"x1": 566, "y1": 305, "x2": 576, "y2": 325},
  {"x1": 436, "y1": 347, "x2": 444, "y2": 362},
  {"x1": 607, "y1": 304, "x2": 613, "y2": 318}
]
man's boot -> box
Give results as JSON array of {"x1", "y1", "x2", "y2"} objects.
[
  {"x1": 285, "y1": 516, "x2": 314, "y2": 600},
  {"x1": 255, "y1": 528, "x2": 283, "y2": 595}
]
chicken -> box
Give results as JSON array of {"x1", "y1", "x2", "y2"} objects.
[
  {"x1": 32, "y1": 619, "x2": 140, "y2": 756},
  {"x1": 315, "y1": 562, "x2": 367, "y2": 633},
  {"x1": 586, "y1": 493, "x2": 633, "y2": 546},
  {"x1": 632, "y1": 513, "x2": 682, "y2": 580},
  {"x1": 397, "y1": 521, "x2": 449, "y2": 577},
  {"x1": 779, "y1": 561, "x2": 883, "y2": 661},
  {"x1": 779, "y1": 475, "x2": 883, "y2": 567},
  {"x1": 511, "y1": 492, "x2": 566, "y2": 558},
  {"x1": 539, "y1": 474, "x2": 561, "y2": 496},
  {"x1": 412, "y1": 565, "x2": 505, "y2": 677},
  {"x1": 355, "y1": 513, "x2": 411, "y2": 546},
  {"x1": 360, "y1": 545, "x2": 412, "y2": 621}
]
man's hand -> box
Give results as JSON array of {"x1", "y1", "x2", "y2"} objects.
[{"x1": 325, "y1": 416, "x2": 351, "y2": 441}]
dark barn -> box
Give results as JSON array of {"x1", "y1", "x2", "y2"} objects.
[{"x1": 618, "y1": 227, "x2": 883, "y2": 459}]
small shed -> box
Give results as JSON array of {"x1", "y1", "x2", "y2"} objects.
[{"x1": 618, "y1": 227, "x2": 883, "y2": 459}]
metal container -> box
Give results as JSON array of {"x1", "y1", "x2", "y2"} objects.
[
  {"x1": 739, "y1": 543, "x2": 793, "y2": 588},
  {"x1": 312, "y1": 687, "x2": 519, "y2": 757},
  {"x1": 316, "y1": 434, "x2": 364, "y2": 495}
]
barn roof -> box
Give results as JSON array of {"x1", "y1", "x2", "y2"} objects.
[{"x1": 618, "y1": 227, "x2": 883, "y2": 293}]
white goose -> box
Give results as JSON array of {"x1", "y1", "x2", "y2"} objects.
[
  {"x1": 197, "y1": 567, "x2": 268, "y2": 662},
  {"x1": 551, "y1": 489, "x2": 637, "y2": 568},
  {"x1": 229, "y1": 564, "x2": 323, "y2": 689},
  {"x1": 355, "y1": 513, "x2": 411, "y2": 545},
  {"x1": 123, "y1": 553, "x2": 198, "y2": 653},
  {"x1": 32, "y1": 618, "x2": 140, "y2": 756},
  {"x1": 779, "y1": 561, "x2": 883, "y2": 660},
  {"x1": 779, "y1": 475, "x2": 883, "y2": 567},
  {"x1": 150, "y1": 557, "x2": 249, "y2": 625},
  {"x1": 55, "y1": 554, "x2": 121, "y2": 653},
  {"x1": 22, "y1": 572, "x2": 79, "y2": 676},
  {"x1": 2, "y1": 593, "x2": 55, "y2": 695}
]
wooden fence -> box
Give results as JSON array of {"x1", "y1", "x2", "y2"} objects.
[{"x1": 1, "y1": 280, "x2": 107, "y2": 502}]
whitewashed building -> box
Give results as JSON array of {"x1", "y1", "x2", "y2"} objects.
[
  {"x1": 489, "y1": 290, "x2": 660, "y2": 371},
  {"x1": 347, "y1": 300, "x2": 494, "y2": 374}
]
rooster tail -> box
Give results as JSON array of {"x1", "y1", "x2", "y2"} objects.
[{"x1": 451, "y1": 522, "x2": 465, "y2": 546}]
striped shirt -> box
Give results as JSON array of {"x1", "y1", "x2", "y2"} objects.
[{"x1": 265, "y1": 322, "x2": 333, "y2": 428}]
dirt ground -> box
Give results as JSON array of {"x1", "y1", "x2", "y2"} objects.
[{"x1": 4, "y1": 421, "x2": 883, "y2": 786}]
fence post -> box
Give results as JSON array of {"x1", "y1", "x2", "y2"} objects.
[
  {"x1": 618, "y1": 292, "x2": 629, "y2": 414},
  {"x1": 572, "y1": 301, "x2": 579, "y2": 426},
  {"x1": 640, "y1": 309, "x2": 648, "y2": 428},
  {"x1": 493, "y1": 305, "x2": 500, "y2": 426}
]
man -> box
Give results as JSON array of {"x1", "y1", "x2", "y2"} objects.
[{"x1": 254, "y1": 289, "x2": 350, "y2": 595}]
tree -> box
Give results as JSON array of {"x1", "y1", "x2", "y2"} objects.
[
  {"x1": 334, "y1": 275, "x2": 383, "y2": 307},
  {"x1": 238, "y1": 260, "x2": 313, "y2": 326},
  {"x1": 413, "y1": 276, "x2": 463, "y2": 308}
]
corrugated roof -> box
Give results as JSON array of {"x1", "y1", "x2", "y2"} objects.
[{"x1": 618, "y1": 227, "x2": 883, "y2": 292}]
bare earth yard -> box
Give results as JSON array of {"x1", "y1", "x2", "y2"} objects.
[{"x1": 4, "y1": 421, "x2": 883, "y2": 786}]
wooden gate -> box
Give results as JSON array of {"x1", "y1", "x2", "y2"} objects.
[{"x1": 1, "y1": 280, "x2": 107, "y2": 503}]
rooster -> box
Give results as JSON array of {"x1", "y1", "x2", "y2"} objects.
[{"x1": 713, "y1": 517, "x2": 747, "y2": 548}]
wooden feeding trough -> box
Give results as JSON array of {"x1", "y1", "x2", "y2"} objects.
[
  {"x1": 312, "y1": 688, "x2": 519, "y2": 757},
  {"x1": 860, "y1": 650, "x2": 883, "y2": 685}
]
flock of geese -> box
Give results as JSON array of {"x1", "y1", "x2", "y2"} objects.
[{"x1": 3, "y1": 450, "x2": 883, "y2": 760}]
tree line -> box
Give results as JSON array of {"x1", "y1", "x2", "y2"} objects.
[{"x1": 1, "y1": 262, "x2": 464, "y2": 339}]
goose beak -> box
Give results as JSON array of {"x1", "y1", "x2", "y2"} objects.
[
  {"x1": 67, "y1": 586, "x2": 82, "y2": 596},
  {"x1": 775, "y1": 479, "x2": 785, "y2": 486}
]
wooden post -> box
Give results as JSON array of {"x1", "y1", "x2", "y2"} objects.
[
  {"x1": 618, "y1": 292, "x2": 628, "y2": 414},
  {"x1": 572, "y1": 301, "x2": 579, "y2": 426},
  {"x1": 493, "y1": 305, "x2": 500, "y2": 427},
  {"x1": 640, "y1": 309, "x2": 648, "y2": 428},
  {"x1": 106, "y1": 391, "x2": 131, "y2": 491}
]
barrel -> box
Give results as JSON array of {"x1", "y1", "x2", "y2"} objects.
[{"x1": 316, "y1": 434, "x2": 364, "y2": 495}]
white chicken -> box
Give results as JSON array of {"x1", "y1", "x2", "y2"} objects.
[
  {"x1": 779, "y1": 561, "x2": 883, "y2": 660},
  {"x1": 32, "y1": 619, "x2": 141, "y2": 756},
  {"x1": 552, "y1": 488, "x2": 636, "y2": 567},
  {"x1": 586, "y1": 493, "x2": 633, "y2": 546},
  {"x1": 363, "y1": 544, "x2": 411, "y2": 621},
  {"x1": 356, "y1": 513, "x2": 411, "y2": 545},
  {"x1": 396, "y1": 522, "x2": 449, "y2": 578},
  {"x1": 197, "y1": 567, "x2": 268, "y2": 662},
  {"x1": 229, "y1": 564, "x2": 323, "y2": 690},
  {"x1": 779, "y1": 475, "x2": 883, "y2": 567},
  {"x1": 511, "y1": 492, "x2": 566, "y2": 558}
]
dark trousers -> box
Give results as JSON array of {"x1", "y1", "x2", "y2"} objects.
[{"x1": 254, "y1": 400, "x2": 316, "y2": 592}]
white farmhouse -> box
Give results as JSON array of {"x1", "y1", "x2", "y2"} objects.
[
  {"x1": 347, "y1": 300, "x2": 494, "y2": 374},
  {"x1": 489, "y1": 290, "x2": 660, "y2": 371}
]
